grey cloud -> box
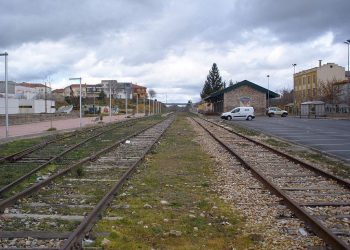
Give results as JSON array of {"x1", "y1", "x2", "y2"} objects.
[{"x1": 0, "y1": 0, "x2": 165, "y2": 47}]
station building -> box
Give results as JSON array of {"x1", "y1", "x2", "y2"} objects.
[{"x1": 203, "y1": 80, "x2": 279, "y2": 115}]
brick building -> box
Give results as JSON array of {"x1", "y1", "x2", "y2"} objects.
[{"x1": 203, "y1": 80, "x2": 279, "y2": 115}]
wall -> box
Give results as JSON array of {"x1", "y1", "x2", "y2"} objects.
[
  {"x1": 223, "y1": 86, "x2": 266, "y2": 115},
  {"x1": 0, "y1": 98, "x2": 19, "y2": 114},
  {"x1": 317, "y1": 63, "x2": 346, "y2": 83}
]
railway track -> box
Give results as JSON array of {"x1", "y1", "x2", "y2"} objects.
[
  {"x1": 0, "y1": 116, "x2": 155, "y2": 200},
  {"x1": 192, "y1": 116, "x2": 350, "y2": 250},
  {"x1": 0, "y1": 114, "x2": 174, "y2": 249}
]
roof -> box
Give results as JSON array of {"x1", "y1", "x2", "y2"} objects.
[
  {"x1": 67, "y1": 84, "x2": 82, "y2": 88},
  {"x1": 204, "y1": 80, "x2": 280, "y2": 101},
  {"x1": 132, "y1": 83, "x2": 146, "y2": 89},
  {"x1": 52, "y1": 89, "x2": 64, "y2": 93},
  {"x1": 19, "y1": 82, "x2": 48, "y2": 88}
]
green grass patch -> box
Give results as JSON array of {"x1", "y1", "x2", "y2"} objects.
[
  {"x1": 92, "y1": 113, "x2": 253, "y2": 249},
  {"x1": 0, "y1": 137, "x2": 46, "y2": 157},
  {"x1": 263, "y1": 138, "x2": 290, "y2": 148},
  {"x1": 224, "y1": 122, "x2": 260, "y2": 136}
]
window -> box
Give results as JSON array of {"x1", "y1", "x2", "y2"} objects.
[
  {"x1": 19, "y1": 105, "x2": 32, "y2": 108},
  {"x1": 232, "y1": 108, "x2": 240, "y2": 113}
]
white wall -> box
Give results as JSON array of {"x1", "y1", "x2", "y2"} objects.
[
  {"x1": 33, "y1": 99, "x2": 55, "y2": 113},
  {"x1": 317, "y1": 63, "x2": 346, "y2": 83},
  {"x1": 0, "y1": 99, "x2": 56, "y2": 114},
  {"x1": 0, "y1": 98, "x2": 19, "y2": 114}
]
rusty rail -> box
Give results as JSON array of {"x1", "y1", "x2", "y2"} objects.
[{"x1": 193, "y1": 117, "x2": 349, "y2": 250}]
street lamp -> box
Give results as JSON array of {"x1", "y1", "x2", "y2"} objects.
[
  {"x1": 0, "y1": 52, "x2": 8, "y2": 137},
  {"x1": 344, "y1": 40, "x2": 350, "y2": 72},
  {"x1": 292, "y1": 63, "x2": 297, "y2": 74},
  {"x1": 109, "y1": 82, "x2": 112, "y2": 122},
  {"x1": 266, "y1": 75, "x2": 270, "y2": 108},
  {"x1": 69, "y1": 77, "x2": 82, "y2": 128}
]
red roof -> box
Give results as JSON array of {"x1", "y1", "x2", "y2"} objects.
[
  {"x1": 132, "y1": 83, "x2": 146, "y2": 89},
  {"x1": 19, "y1": 82, "x2": 48, "y2": 88},
  {"x1": 52, "y1": 88, "x2": 64, "y2": 93}
]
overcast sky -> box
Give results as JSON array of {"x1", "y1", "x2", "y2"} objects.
[{"x1": 0, "y1": 0, "x2": 349, "y2": 103}]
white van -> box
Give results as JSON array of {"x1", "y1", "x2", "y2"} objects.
[{"x1": 220, "y1": 107, "x2": 255, "y2": 121}]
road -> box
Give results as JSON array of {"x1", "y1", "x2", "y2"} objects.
[{"x1": 228, "y1": 116, "x2": 350, "y2": 163}]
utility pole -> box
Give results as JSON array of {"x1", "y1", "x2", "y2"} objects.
[
  {"x1": 0, "y1": 52, "x2": 9, "y2": 137},
  {"x1": 136, "y1": 94, "x2": 138, "y2": 115},
  {"x1": 267, "y1": 75, "x2": 270, "y2": 108}
]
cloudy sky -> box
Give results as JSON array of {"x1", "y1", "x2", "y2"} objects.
[{"x1": 0, "y1": 0, "x2": 349, "y2": 103}]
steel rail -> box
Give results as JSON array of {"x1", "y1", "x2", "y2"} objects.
[
  {"x1": 205, "y1": 117, "x2": 350, "y2": 188},
  {"x1": 0, "y1": 117, "x2": 148, "y2": 196},
  {"x1": 62, "y1": 116, "x2": 174, "y2": 250},
  {"x1": 1, "y1": 116, "x2": 144, "y2": 163},
  {"x1": 0, "y1": 116, "x2": 169, "y2": 213},
  {"x1": 192, "y1": 117, "x2": 350, "y2": 250}
]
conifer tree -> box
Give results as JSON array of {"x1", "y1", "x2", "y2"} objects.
[{"x1": 200, "y1": 63, "x2": 223, "y2": 99}]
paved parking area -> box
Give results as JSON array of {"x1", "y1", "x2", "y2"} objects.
[{"x1": 228, "y1": 116, "x2": 350, "y2": 163}]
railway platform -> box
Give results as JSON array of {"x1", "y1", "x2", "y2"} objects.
[{"x1": 0, "y1": 114, "x2": 145, "y2": 142}]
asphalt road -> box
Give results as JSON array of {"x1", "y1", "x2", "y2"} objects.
[{"x1": 227, "y1": 116, "x2": 350, "y2": 163}]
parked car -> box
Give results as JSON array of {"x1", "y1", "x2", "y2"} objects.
[
  {"x1": 221, "y1": 107, "x2": 255, "y2": 121},
  {"x1": 266, "y1": 107, "x2": 288, "y2": 117}
]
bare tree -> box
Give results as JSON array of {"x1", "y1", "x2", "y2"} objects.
[
  {"x1": 317, "y1": 79, "x2": 342, "y2": 105},
  {"x1": 270, "y1": 88, "x2": 294, "y2": 107}
]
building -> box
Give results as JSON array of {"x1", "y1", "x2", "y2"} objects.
[
  {"x1": 52, "y1": 88, "x2": 65, "y2": 102},
  {"x1": 203, "y1": 80, "x2": 279, "y2": 115},
  {"x1": 132, "y1": 83, "x2": 147, "y2": 99},
  {"x1": 63, "y1": 84, "x2": 87, "y2": 97},
  {"x1": 294, "y1": 61, "x2": 347, "y2": 105},
  {"x1": 0, "y1": 81, "x2": 16, "y2": 98},
  {"x1": 85, "y1": 84, "x2": 104, "y2": 98},
  {"x1": 101, "y1": 80, "x2": 132, "y2": 99},
  {"x1": 0, "y1": 98, "x2": 55, "y2": 114}
]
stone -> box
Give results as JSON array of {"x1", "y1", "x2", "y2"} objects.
[
  {"x1": 101, "y1": 238, "x2": 110, "y2": 246},
  {"x1": 144, "y1": 203, "x2": 152, "y2": 209},
  {"x1": 160, "y1": 200, "x2": 169, "y2": 205},
  {"x1": 169, "y1": 230, "x2": 182, "y2": 237}
]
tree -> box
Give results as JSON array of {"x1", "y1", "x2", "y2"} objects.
[
  {"x1": 200, "y1": 63, "x2": 223, "y2": 99},
  {"x1": 229, "y1": 79, "x2": 234, "y2": 87},
  {"x1": 317, "y1": 79, "x2": 342, "y2": 105},
  {"x1": 149, "y1": 89, "x2": 156, "y2": 98},
  {"x1": 98, "y1": 90, "x2": 106, "y2": 100}
]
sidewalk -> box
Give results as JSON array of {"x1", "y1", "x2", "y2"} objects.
[{"x1": 0, "y1": 114, "x2": 146, "y2": 142}]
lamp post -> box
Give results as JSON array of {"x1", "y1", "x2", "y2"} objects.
[
  {"x1": 345, "y1": 40, "x2": 350, "y2": 72},
  {"x1": 136, "y1": 94, "x2": 138, "y2": 115},
  {"x1": 267, "y1": 75, "x2": 270, "y2": 108},
  {"x1": 0, "y1": 52, "x2": 8, "y2": 137},
  {"x1": 148, "y1": 94, "x2": 151, "y2": 116},
  {"x1": 125, "y1": 83, "x2": 128, "y2": 117},
  {"x1": 69, "y1": 77, "x2": 82, "y2": 128},
  {"x1": 109, "y1": 81, "x2": 112, "y2": 122},
  {"x1": 292, "y1": 63, "x2": 297, "y2": 74}
]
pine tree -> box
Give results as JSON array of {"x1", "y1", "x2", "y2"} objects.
[
  {"x1": 200, "y1": 63, "x2": 223, "y2": 99},
  {"x1": 229, "y1": 79, "x2": 234, "y2": 87}
]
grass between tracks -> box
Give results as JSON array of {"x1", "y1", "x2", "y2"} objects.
[{"x1": 93, "y1": 113, "x2": 252, "y2": 249}]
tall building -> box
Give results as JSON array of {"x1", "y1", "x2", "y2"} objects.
[{"x1": 294, "y1": 61, "x2": 346, "y2": 105}]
